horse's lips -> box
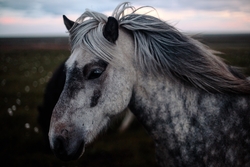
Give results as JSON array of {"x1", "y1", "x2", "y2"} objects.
[
  {"x1": 54, "y1": 140, "x2": 85, "y2": 161},
  {"x1": 68, "y1": 141, "x2": 85, "y2": 161},
  {"x1": 74, "y1": 141, "x2": 85, "y2": 160}
]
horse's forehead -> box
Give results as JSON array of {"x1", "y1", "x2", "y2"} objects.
[{"x1": 66, "y1": 48, "x2": 94, "y2": 68}]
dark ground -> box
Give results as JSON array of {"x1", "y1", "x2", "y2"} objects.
[{"x1": 0, "y1": 34, "x2": 250, "y2": 167}]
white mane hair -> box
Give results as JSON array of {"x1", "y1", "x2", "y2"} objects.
[{"x1": 69, "y1": 2, "x2": 250, "y2": 94}]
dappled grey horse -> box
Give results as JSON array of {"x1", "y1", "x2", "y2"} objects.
[{"x1": 49, "y1": 3, "x2": 250, "y2": 167}]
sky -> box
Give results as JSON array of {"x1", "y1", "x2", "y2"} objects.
[{"x1": 0, "y1": 0, "x2": 250, "y2": 37}]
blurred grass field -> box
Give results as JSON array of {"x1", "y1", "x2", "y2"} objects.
[{"x1": 0, "y1": 34, "x2": 250, "y2": 167}]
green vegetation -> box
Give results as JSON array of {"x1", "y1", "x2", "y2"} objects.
[{"x1": 0, "y1": 35, "x2": 250, "y2": 167}]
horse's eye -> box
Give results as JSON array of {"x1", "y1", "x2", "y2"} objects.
[{"x1": 87, "y1": 68, "x2": 104, "y2": 80}]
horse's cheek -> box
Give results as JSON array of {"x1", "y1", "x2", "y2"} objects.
[{"x1": 106, "y1": 72, "x2": 133, "y2": 114}]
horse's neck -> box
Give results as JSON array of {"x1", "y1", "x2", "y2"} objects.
[
  {"x1": 129, "y1": 74, "x2": 193, "y2": 135},
  {"x1": 129, "y1": 73, "x2": 249, "y2": 139},
  {"x1": 129, "y1": 74, "x2": 250, "y2": 166},
  {"x1": 129, "y1": 73, "x2": 250, "y2": 166}
]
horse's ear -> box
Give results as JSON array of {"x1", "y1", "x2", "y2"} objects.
[
  {"x1": 63, "y1": 15, "x2": 76, "y2": 31},
  {"x1": 103, "y1": 17, "x2": 119, "y2": 43}
]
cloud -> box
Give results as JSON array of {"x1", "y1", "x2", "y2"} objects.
[
  {"x1": 140, "y1": 0, "x2": 250, "y2": 13},
  {"x1": 0, "y1": 0, "x2": 250, "y2": 36},
  {"x1": 0, "y1": 15, "x2": 67, "y2": 36},
  {"x1": 0, "y1": 0, "x2": 119, "y2": 17},
  {"x1": 1, "y1": 0, "x2": 250, "y2": 17}
]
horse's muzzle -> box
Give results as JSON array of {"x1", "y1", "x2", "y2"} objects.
[{"x1": 51, "y1": 136, "x2": 85, "y2": 161}]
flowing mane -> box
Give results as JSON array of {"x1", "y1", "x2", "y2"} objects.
[{"x1": 69, "y1": 2, "x2": 250, "y2": 94}]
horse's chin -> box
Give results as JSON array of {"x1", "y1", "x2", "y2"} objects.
[{"x1": 54, "y1": 140, "x2": 85, "y2": 161}]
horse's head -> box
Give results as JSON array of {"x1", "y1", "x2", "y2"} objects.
[{"x1": 48, "y1": 15, "x2": 136, "y2": 161}]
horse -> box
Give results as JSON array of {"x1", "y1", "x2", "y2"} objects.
[{"x1": 48, "y1": 2, "x2": 250, "y2": 167}]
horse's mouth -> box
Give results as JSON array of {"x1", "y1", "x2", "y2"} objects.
[
  {"x1": 53, "y1": 138, "x2": 85, "y2": 161},
  {"x1": 71, "y1": 141, "x2": 85, "y2": 160}
]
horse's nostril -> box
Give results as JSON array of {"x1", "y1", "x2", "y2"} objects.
[
  {"x1": 61, "y1": 129, "x2": 68, "y2": 136},
  {"x1": 53, "y1": 136, "x2": 68, "y2": 157}
]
